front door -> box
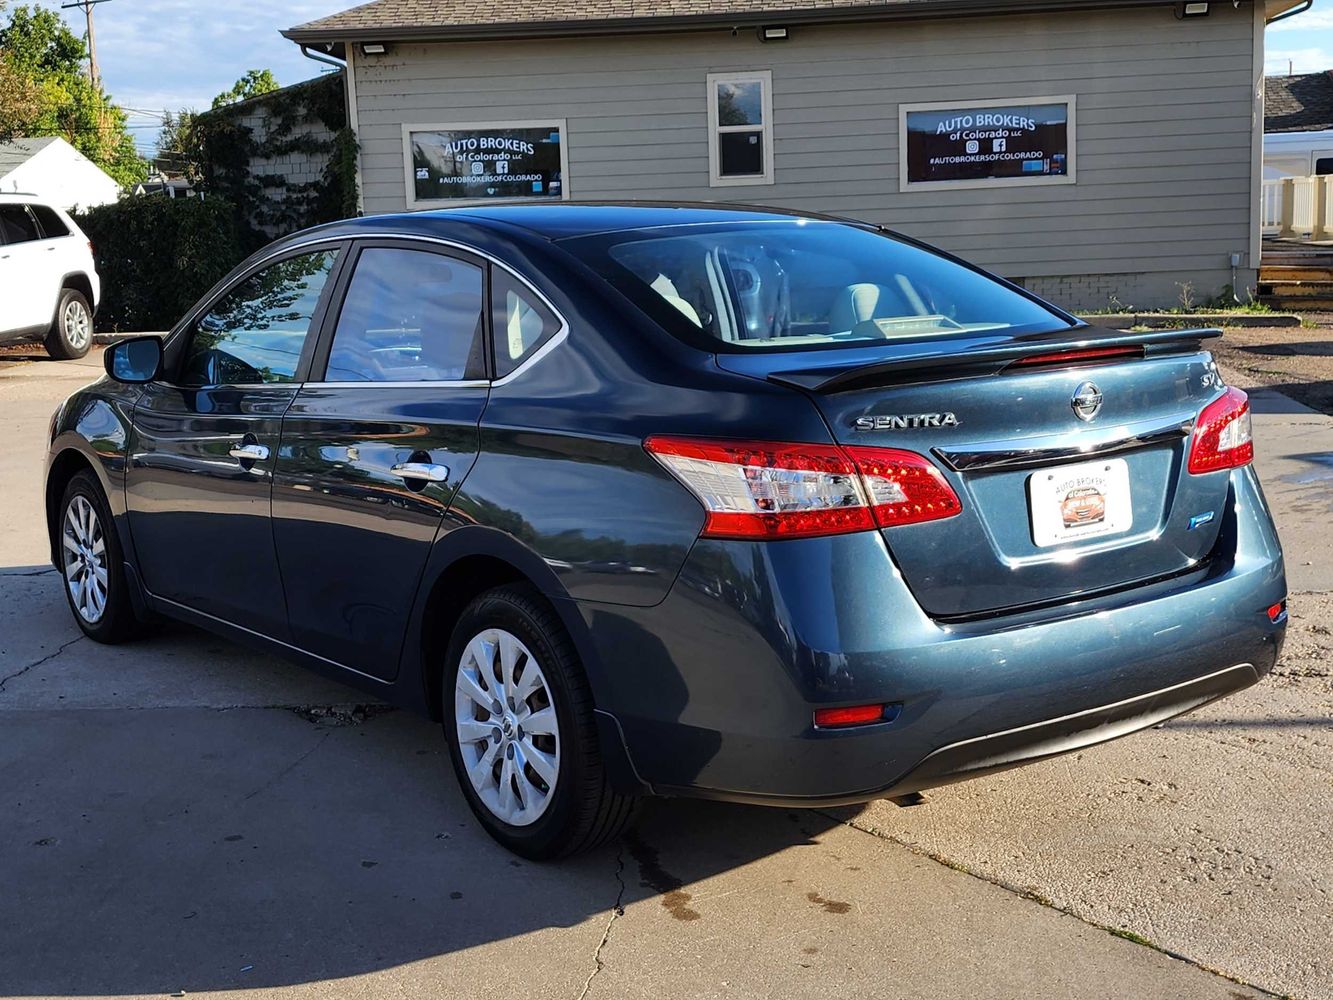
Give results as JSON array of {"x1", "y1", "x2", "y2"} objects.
[
  {"x1": 126, "y1": 245, "x2": 344, "y2": 636},
  {"x1": 272, "y1": 243, "x2": 490, "y2": 679},
  {"x1": 0, "y1": 204, "x2": 51, "y2": 333}
]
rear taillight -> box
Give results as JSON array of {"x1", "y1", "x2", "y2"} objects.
[
  {"x1": 644, "y1": 436, "x2": 962, "y2": 540},
  {"x1": 1188, "y1": 387, "x2": 1253, "y2": 475}
]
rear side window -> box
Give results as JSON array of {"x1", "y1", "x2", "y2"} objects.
[
  {"x1": 0, "y1": 205, "x2": 40, "y2": 245},
  {"x1": 180, "y1": 249, "x2": 339, "y2": 387},
  {"x1": 564, "y1": 222, "x2": 1071, "y2": 352},
  {"x1": 30, "y1": 205, "x2": 70, "y2": 239},
  {"x1": 325, "y1": 247, "x2": 485, "y2": 383},
  {"x1": 491, "y1": 269, "x2": 560, "y2": 378}
]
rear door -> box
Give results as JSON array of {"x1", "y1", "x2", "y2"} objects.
[
  {"x1": 0, "y1": 204, "x2": 51, "y2": 333},
  {"x1": 127, "y1": 244, "x2": 345, "y2": 635},
  {"x1": 271, "y1": 241, "x2": 490, "y2": 679}
]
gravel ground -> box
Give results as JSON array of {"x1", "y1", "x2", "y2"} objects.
[{"x1": 1209, "y1": 320, "x2": 1333, "y2": 415}]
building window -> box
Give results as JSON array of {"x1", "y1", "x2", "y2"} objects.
[
  {"x1": 707, "y1": 71, "x2": 774, "y2": 187},
  {"x1": 898, "y1": 96, "x2": 1077, "y2": 192},
  {"x1": 403, "y1": 120, "x2": 568, "y2": 208}
]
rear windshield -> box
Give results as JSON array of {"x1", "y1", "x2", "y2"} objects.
[{"x1": 564, "y1": 222, "x2": 1072, "y2": 352}]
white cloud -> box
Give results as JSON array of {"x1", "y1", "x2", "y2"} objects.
[
  {"x1": 29, "y1": 0, "x2": 350, "y2": 113},
  {"x1": 1268, "y1": 10, "x2": 1333, "y2": 33},
  {"x1": 1266, "y1": 46, "x2": 1333, "y2": 75}
]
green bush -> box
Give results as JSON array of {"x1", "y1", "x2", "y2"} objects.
[{"x1": 73, "y1": 197, "x2": 250, "y2": 332}]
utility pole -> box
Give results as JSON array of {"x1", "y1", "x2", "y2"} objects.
[{"x1": 60, "y1": 0, "x2": 112, "y2": 90}]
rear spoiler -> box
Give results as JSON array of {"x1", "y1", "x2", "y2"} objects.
[{"x1": 765, "y1": 326, "x2": 1222, "y2": 394}]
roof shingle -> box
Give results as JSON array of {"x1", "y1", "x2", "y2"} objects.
[
  {"x1": 284, "y1": 0, "x2": 1135, "y2": 43},
  {"x1": 1266, "y1": 73, "x2": 1333, "y2": 134}
]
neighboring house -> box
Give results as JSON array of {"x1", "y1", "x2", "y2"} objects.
[
  {"x1": 283, "y1": 0, "x2": 1310, "y2": 311},
  {"x1": 1263, "y1": 73, "x2": 1333, "y2": 180},
  {"x1": 0, "y1": 137, "x2": 121, "y2": 212},
  {"x1": 196, "y1": 73, "x2": 347, "y2": 236}
]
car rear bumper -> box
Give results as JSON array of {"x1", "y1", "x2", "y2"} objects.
[{"x1": 577, "y1": 466, "x2": 1286, "y2": 804}]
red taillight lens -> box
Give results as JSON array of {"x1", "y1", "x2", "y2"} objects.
[
  {"x1": 644, "y1": 436, "x2": 961, "y2": 540},
  {"x1": 814, "y1": 704, "x2": 887, "y2": 728},
  {"x1": 1188, "y1": 387, "x2": 1253, "y2": 475}
]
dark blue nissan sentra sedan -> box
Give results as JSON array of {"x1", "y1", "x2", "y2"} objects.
[{"x1": 45, "y1": 204, "x2": 1287, "y2": 858}]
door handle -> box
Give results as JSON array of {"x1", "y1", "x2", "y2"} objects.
[
  {"x1": 229, "y1": 443, "x2": 270, "y2": 462},
  {"x1": 391, "y1": 462, "x2": 449, "y2": 483}
]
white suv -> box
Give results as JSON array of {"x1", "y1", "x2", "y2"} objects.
[{"x1": 0, "y1": 194, "x2": 101, "y2": 359}]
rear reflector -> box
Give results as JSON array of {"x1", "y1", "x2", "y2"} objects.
[
  {"x1": 1268, "y1": 601, "x2": 1288, "y2": 624},
  {"x1": 1188, "y1": 387, "x2": 1253, "y2": 475},
  {"x1": 644, "y1": 437, "x2": 962, "y2": 540},
  {"x1": 1007, "y1": 345, "x2": 1144, "y2": 371},
  {"x1": 814, "y1": 704, "x2": 887, "y2": 728}
]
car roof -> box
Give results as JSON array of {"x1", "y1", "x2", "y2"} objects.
[
  {"x1": 0, "y1": 192, "x2": 57, "y2": 207},
  {"x1": 393, "y1": 202, "x2": 862, "y2": 240}
]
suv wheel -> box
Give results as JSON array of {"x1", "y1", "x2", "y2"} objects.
[
  {"x1": 58, "y1": 470, "x2": 144, "y2": 643},
  {"x1": 443, "y1": 584, "x2": 639, "y2": 859},
  {"x1": 45, "y1": 288, "x2": 93, "y2": 360}
]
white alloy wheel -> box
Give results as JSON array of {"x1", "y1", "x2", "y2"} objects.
[
  {"x1": 63, "y1": 298, "x2": 92, "y2": 351},
  {"x1": 62, "y1": 494, "x2": 108, "y2": 623},
  {"x1": 453, "y1": 627, "x2": 561, "y2": 826}
]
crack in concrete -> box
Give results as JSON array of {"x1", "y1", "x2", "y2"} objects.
[
  {"x1": 241, "y1": 730, "x2": 332, "y2": 802},
  {"x1": 0, "y1": 568, "x2": 57, "y2": 579},
  {"x1": 827, "y1": 810, "x2": 1280, "y2": 998},
  {"x1": 0, "y1": 635, "x2": 85, "y2": 693},
  {"x1": 576, "y1": 846, "x2": 626, "y2": 1000}
]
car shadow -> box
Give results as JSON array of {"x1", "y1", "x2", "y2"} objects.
[{"x1": 0, "y1": 569, "x2": 849, "y2": 997}]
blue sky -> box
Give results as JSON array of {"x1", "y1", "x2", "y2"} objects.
[{"x1": 19, "y1": 1, "x2": 1333, "y2": 155}]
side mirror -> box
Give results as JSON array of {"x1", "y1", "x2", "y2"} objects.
[{"x1": 104, "y1": 336, "x2": 163, "y2": 384}]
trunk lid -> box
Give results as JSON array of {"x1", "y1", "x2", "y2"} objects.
[{"x1": 717, "y1": 327, "x2": 1231, "y2": 619}]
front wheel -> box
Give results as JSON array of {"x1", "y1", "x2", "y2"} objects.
[
  {"x1": 45, "y1": 288, "x2": 94, "y2": 360},
  {"x1": 442, "y1": 584, "x2": 639, "y2": 859},
  {"x1": 58, "y1": 471, "x2": 145, "y2": 643}
]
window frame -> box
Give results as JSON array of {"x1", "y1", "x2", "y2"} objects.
[
  {"x1": 309, "y1": 239, "x2": 492, "y2": 387},
  {"x1": 897, "y1": 94, "x2": 1078, "y2": 193},
  {"x1": 401, "y1": 119, "x2": 571, "y2": 210},
  {"x1": 29, "y1": 204, "x2": 71, "y2": 240},
  {"x1": 0, "y1": 203, "x2": 42, "y2": 245},
  {"x1": 169, "y1": 241, "x2": 349, "y2": 389},
  {"x1": 707, "y1": 70, "x2": 775, "y2": 188}
]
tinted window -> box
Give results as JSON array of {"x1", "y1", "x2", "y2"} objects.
[
  {"x1": 180, "y1": 249, "x2": 338, "y2": 387},
  {"x1": 0, "y1": 205, "x2": 40, "y2": 245},
  {"x1": 325, "y1": 247, "x2": 484, "y2": 382},
  {"x1": 492, "y1": 270, "x2": 560, "y2": 378},
  {"x1": 566, "y1": 222, "x2": 1070, "y2": 352},
  {"x1": 1317, "y1": 157, "x2": 1333, "y2": 176},
  {"x1": 30, "y1": 204, "x2": 70, "y2": 239}
]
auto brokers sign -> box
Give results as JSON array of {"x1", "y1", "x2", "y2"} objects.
[
  {"x1": 899, "y1": 97, "x2": 1076, "y2": 190},
  {"x1": 404, "y1": 120, "x2": 568, "y2": 206}
]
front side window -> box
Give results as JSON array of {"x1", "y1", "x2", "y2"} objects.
[
  {"x1": 325, "y1": 247, "x2": 485, "y2": 382},
  {"x1": 491, "y1": 270, "x2": 560, "y2": 378},
  {"x1": 0, "y1": 205, "x2": 40, "y2": 245},
  {"x1": 180, "y1": 249, "x2": 338, "y2": 387},
  {"x1": 708, "y1": 72, "x2": 773, "y2": 186},
  {"x1": 566, "y1": 222, "x2": 1070, "y2": 352}
]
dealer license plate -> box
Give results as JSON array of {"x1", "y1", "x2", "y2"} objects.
[{"x1": 1028, "y1": 458, "x2": 1133, "y2": 548}]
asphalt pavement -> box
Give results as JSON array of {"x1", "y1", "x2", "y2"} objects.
[{"x1": 1, "y1": 346, "x2": 1328, "y2": 999}]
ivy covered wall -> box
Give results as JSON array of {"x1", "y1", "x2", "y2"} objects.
[{"x1": 194, "y1": 72, "x2": 358, "y2": 246}]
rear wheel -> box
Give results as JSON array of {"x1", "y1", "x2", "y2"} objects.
[
  {"x1": 58, "y1": 471, "x2": 144, "y2": 643},
  {"x1": 44, "y1": 288, "x2": 93, "y2": 360},
  {"x1": 442, "y1": 584, "x2": 639, "y2": 859}
]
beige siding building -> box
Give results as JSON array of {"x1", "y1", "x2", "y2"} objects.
[{"x1": 286, "y1": 0, "x2": 1310, "y2": 310}]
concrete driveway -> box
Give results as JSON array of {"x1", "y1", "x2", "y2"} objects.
[{"x1": 1, "y1": 347, "x2": 1328, "y2": 1000}]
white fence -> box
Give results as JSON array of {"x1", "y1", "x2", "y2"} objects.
[{"x1": 1263, "y1": 175, "x2": 1333, "y2": 240}]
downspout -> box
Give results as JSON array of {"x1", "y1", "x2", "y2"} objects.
[
  {"x1": 1268, "y1": 1, "x2": 1313, "y2": 25},
  {"x1": 299, "y1": 43, "x2": 362, "y2": 217}
]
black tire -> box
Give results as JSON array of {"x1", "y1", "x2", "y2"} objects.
[
  {"x1": 56, "y1": 470, "x2": 145, "y2": 643},
  {"x1": 44, "y1": 288, "x2": 94, "y2": 360},
  {"x1": 442, "y1": 584, "x2": 639, "y2": 859}
]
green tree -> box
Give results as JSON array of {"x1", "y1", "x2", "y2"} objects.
[
  {"x1": 0, "y1": 3, "x2": 147, "y2": 187},
  {"x1": 211, "y1": 69, "x2": 280, "y2": 109}
]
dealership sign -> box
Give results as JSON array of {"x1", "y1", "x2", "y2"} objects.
[
  {"x1": 406, "y1": 121, "x2": 566, "y2": 205},
  {"x1": 901, "y1": 99, "x2": 1074, "y2": 188}
]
